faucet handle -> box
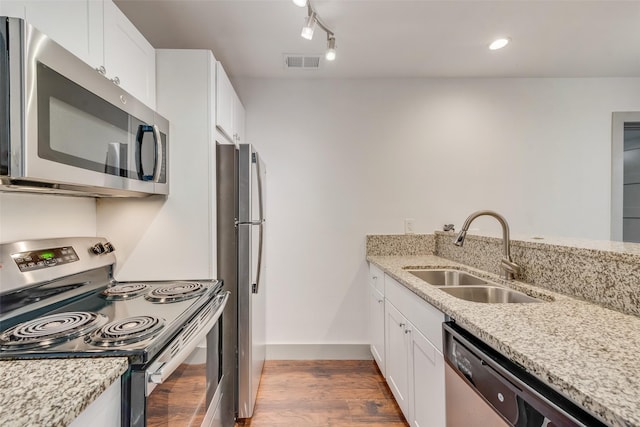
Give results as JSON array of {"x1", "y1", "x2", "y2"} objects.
[
  {"x1": 443, "y1": 224, "x2": 455, "y2": 232},
  {"x1": 501, "y1": 258, "x2": 521, "y2": 279}
]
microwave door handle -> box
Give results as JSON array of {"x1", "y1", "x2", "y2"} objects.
[
  {"x1": 147, "y1": 292, "x2": 229, "y2": 392},
  {"x1": 152, "y1": 125, "x2": 163, "y2": 183},
  {"x1": 135, "y1": 125, "x2": 149, "y2": 180}
]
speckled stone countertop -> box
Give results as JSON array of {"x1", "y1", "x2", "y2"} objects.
[
  {"x1": 368, "y1": 254, "x2": 640, "y2": 427},
  {"x1": 0, "y1": 357, "x2": 128, "y2": 427}
]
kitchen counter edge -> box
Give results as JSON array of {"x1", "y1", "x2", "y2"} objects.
[{"x1": 0, "y1": 357, "x2": 129, "y2": 427}]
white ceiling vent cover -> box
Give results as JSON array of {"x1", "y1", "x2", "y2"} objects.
[{"x1": 284, "y1": 54, "x2": 322, "y2": 70}]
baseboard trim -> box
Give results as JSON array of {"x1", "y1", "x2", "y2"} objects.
[{"x1": 266, "y1": 344, "x2": 372, "y2": 360}]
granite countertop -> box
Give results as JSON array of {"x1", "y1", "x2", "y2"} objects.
[
  {"x1": 0, "y1": 357, "x2": 129, "y2": 427},
  {"x1": 368, "y1": 254, "x2": 640, "y2": 427}
]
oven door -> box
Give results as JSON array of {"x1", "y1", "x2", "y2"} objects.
[{"x1": 139, "y1": 292, "x2": 229, "y2": 427}]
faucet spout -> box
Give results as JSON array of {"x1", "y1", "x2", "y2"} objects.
[{"x1": 453, "y1": 210, "x2": 521, "y2": 280}]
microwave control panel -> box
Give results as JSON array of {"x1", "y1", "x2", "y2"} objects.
[{"x1": 12, "y1": 246, "x2": 79, "y2": 272}]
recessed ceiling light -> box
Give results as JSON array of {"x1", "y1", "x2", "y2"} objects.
[
  {"x1": 292, "y1": 0, "x2": 308, "y2": 7},
  {"x1": 489, "y1": 38, "x2": 510, "y2": 50}
]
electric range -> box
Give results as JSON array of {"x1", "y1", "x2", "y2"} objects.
[{"x1": 0, "y1": 237, "x2": 229, "y2": 426}]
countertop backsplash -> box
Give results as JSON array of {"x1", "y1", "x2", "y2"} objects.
[
  {"x1": 366, "y1": 234, "x2": 435, "y2": 256},
  {"x1": 367, "y1": 232, "x2": 640, "y2": 317}
]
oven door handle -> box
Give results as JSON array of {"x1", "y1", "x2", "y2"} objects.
[{"x1": 147, "y1": 292, "x2": 229, "y2": 389}]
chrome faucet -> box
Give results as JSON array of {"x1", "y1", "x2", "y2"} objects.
[{"x1": 453, "y1": 210, "x2": 521, "y2": 280}]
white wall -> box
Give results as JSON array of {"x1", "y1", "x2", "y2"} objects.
[
  {"x1": 233, "y1": 77, "x2": 640, "y2": 350},
  {"x1": 0, "y1": 193, "x2": 96, "y2": 243}
]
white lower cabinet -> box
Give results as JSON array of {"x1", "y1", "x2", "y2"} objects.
[
  {"x1": 369, "y1": 263, "x2": 386, "y2": 374},
  {"x1": 369, "y1": 284, "x2": 386, "y2": 375},
  {"x1": 385, "y1": 300, "x2": 411, "y2": 418},
  {"x1": 409, "y1": 323, "x2": 446, "y2": 427},
  {"x1": 383, "y1": 273, "x2": 446, "y2": 427},
  {"x1": 69, "y1": 379, "x2": 121, "y2": 427}
]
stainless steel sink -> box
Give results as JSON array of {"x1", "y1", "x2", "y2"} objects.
[
  {"x1": 438, "y1": 286, "x2": 542, "y2": 304},
  {"x1": 406, "y1": 269, "x2": 487, "y2": 286},
  {"x1": 405, "y1": 268, "x2": 543, "y2": 303}
]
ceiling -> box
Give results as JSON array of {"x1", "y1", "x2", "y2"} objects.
[{"x1": 114, "y1": 0, "x2": 640, "y2": 79}]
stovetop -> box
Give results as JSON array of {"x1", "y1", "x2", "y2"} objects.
[{"x1": 0, "y1": 237, "x2": 222, "y2": 365}]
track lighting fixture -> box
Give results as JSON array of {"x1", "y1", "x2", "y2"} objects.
[
  {"x1": 296, "y1": 1, "x2": 338, "y2": 61},
  {"x1": 325, "y1": 36, "x2": 336, "y2": 61},
  {"x1": 301, "y1": 12, "x2": 316, "y2": 40}
]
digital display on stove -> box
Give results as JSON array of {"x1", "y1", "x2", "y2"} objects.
[{"x1": 12, "y1": 246, "x2": 79, "y2": 272}]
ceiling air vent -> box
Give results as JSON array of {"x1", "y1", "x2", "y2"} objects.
[{"x1": 284, "y1": 54, "x2": 322, "y2": 70}]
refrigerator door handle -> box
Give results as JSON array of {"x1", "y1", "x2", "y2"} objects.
[
  {"x1": 253, "y1": 152, "x2": 265, "y2": 222},
  {"x1": 250, "y1": 150, "x2": 266, "y2": 294},
  {"x1": 236, "y1": 220, "x2": 264, "y2": 226},
  {"x1": 253, "y1": 222, "x2": 264, "y2": 294}
]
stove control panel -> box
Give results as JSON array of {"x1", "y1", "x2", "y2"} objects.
[{"x1": 12, "y1": 246, "x2": 79, "y2": 272}]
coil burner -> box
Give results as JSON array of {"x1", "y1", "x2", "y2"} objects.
[
  {"x1": 145, "y1": 282, "x2": 207, "y2": 303},
  {"x1": 88, "y1": 316, "x2": 165, "y2": 348},
  {"x1": 0, "y1": 311, "x2": 108, "y2": 350},
  {"x1": 101, "y1": 283, "x2": 150, "y2": 300}
]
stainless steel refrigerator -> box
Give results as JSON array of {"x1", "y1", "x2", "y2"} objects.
[{"x1": 217, "y1": 143, "x2": 267, "y2": 421}]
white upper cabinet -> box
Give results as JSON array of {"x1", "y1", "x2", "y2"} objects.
[
  {"x1": 103, "y1": 0, "x2": 156, "y2": 108},
  {"x1": 98, "y1": 50, "x2": 218, "y2": 281},
  {"x1": 233, "y1": 90, "x2": 246, "y2": 143},
  {"x1": 0, "y1": 0, "x2": 103, "y2": 67},
  {"x1": 0, "y1": 0, "x2": 156, "y2": 109},
  {"x1": 215, "y1": 61, "x2": 234, "y2": 140},
  {"x1": 216, "y1": 61, "x2": 245, "y2": 144}
]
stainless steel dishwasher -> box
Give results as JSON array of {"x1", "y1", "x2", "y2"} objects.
[{"x1": 443, "y1": 322, "x2": 608, "y2": 427}]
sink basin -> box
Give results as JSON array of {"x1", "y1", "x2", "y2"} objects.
[
  {"x1": 407, "y1": 269, "x2": 487, "y2": 286},
  {"x1": 438, "y1": 286, "x2": 542, "y2": 304}
]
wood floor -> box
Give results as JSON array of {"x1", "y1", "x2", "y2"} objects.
[{"x1": 236, "y1": 360, "x2": 409, "y2": 427}]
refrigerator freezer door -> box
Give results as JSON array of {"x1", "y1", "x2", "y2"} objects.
[{"x1": 237, "y1": 144, "x2": 266, "y2": 419}]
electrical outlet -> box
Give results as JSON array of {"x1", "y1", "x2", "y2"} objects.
[{"x1": 404, "y1": 218, "x2": 415, "y2": 234}]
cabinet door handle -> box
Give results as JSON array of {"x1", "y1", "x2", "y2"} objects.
[
  {"x1": 404, "y1": 328, "x2": 412, "y2": 334},
  {"x1": 377, "y1": 299, "x2": 383, "y2": 304},
  {"x1": 111, "y1": 76, "x2": 121, "y2": 85},
  {"x1": 96, "y1": 65, "x2": 106, "y2": 75},
  {"x1": 399, "y1": 323, "x2": 405, "y2": 328}
]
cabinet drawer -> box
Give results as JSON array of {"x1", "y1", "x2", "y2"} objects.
[
  {"x1": 369, "y1": 263, "x2": 384, "y2": 294},
  {"x1": 385, "y1": 274, "x2": 444, "y2": 353}
]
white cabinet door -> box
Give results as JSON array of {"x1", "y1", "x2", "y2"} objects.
[
  {"x1": 409, "y1": 327, "x2": 446, "y2": 427},
  {"x1": 103, "y1": 0, "x2": 156, "y2": 108},
  {"x1": 216, "y1": 61, "x2": 235, "y2": 141},
  {"x1": 385, "y1": 301, "x2": 411, "y2": 419},
  {"x1": 383, "y1": 273, "x2": 446, "y2": 427},
  {"x1": 0, "y1": 0, "x2": 103, "y2": 68},
  {"x1": 369, "y1": 284, "x2": 385, "y2": 375},
  {"x1": 233, "y1": 92, "x2": 246, "y2": 143}
]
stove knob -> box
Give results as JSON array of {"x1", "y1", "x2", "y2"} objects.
[
  {"x1": 104, "y1": 242, "x2": 115, "y2": 253},
  {"x1": 91, "y1": 243, "x2": 106, "y2": 255}
]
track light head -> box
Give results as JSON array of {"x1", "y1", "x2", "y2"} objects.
[
  {"x1": 301, "y1": 12, "x2": 316, "y2": 40},
  {"x1": 292, "y1": 0, "x2": 308, "y2": 7},
  {"x1": 325, "y1": 36, "x2": 336, "y2": 61}
]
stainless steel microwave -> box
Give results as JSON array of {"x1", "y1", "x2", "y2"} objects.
[{"x1": 0, "y1": 17, "x2": 169, "y2": 197}]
